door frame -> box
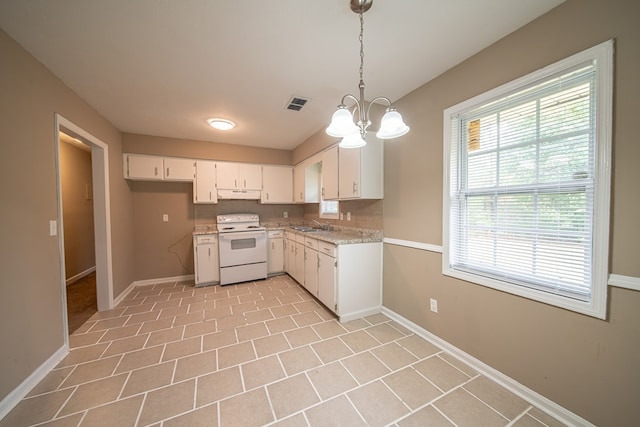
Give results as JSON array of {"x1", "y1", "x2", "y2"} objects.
[{"x1": 55, "y1": 114, "x2": 114, "y2": 338}]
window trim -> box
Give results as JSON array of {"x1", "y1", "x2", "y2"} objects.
[{"x1": 442, "y1": 40, "x2": 613, "y2": 319}]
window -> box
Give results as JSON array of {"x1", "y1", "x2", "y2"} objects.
[
  {"x1": 443, "y1": 41, "x2": 612, "y2": 318},
  {"x1": 320, "y1": 199, "x2": 339, "y2": 219}
]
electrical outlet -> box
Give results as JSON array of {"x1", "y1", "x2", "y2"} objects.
[
  {"x1": 283, "y1": 211, "x2": 288, "y2": 218},
  {"x1": 162, "y1": 214, "x2": 169, "y2": 222},
  {"x1": 347, "y1": 212, "x2": 351, "y2": 221},
  {"x1": 430, "y1": 298, "x2": 438, "y2": 313},
  {"x1": 340, "y1": 212, "x2": 344, "y2": 220}
]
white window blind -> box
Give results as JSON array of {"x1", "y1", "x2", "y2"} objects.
[{"x1": 443, "y1": 41, "x2": 612, "y2": 318}]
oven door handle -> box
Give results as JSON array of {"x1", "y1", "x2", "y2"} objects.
[{"x1": 219, "y1": 231, "x2": 266, "y2": 241}]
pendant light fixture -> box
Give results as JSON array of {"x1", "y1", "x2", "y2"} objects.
[{"x1": 327, "y1": 0, "x2": 409, "y2": 148}]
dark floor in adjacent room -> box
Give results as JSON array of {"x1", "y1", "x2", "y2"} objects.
[{"x1": 66, "y1": 272, "x2": 97, "y2": 334}]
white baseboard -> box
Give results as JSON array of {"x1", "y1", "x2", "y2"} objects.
[
  {"x1": 0, "y1": 344, "x2": 69, "y2": 420},
  {"x1": 113, "y1": 274, "x2": 195, "y2": 307},
  {"x1": 65, "y1": 266, "x2": 96, "y2": 286},
  {"x1": 381, "y1": 307, "x2": 594, "y2": 427}
]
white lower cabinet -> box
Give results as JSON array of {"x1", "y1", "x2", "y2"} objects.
[
  {"x1": 303, "y1": 237, "x2": 319, "y2": 296},
  {"x1": 268, "y1": 230, "x2": 284, "y2": 275},
  {"x1": 285, "y1": 231, "x2": 382, "y2": 322},
  {"x1": 317, "y1": 241, "x2": 337, "y2": 312},
  {"x1": 294, "y1": 236, "x2": 306, "y2": 285},
  {"x1": 193, "y1": 234, "x2": 219, "y2": 286}
]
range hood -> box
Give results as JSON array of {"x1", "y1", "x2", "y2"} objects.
[{"x1": 217, "y1": 189, "x2": 261, "y2": 200}]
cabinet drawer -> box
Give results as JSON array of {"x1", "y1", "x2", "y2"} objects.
[
  {"x1": 304, "y1": 236, "x2": 318, "y2": 250},
  {"x1": 268, "y1": 229, "x2": 284, "y2": 238},
  {"x1": 318, "y1": 241, "x2": 336, "y2": 257},
  {"x1": 196, "y1": 234, "x2": 217, "y2": 244}
]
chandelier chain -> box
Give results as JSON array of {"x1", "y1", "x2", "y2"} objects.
[{"x1": 359, "y1": 11, "x2": 364, "y2": 85}]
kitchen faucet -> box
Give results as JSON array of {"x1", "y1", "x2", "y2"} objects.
[{"x1": 312, "y1": 220, "x2": 331, "y2": 230}]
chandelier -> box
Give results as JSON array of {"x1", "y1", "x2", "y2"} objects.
[{"x1": 326, "y1": 0, "x2": 410, "y2": 148}]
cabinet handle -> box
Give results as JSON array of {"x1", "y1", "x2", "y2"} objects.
[
  {"x1": 322, "y1": 187, "x2": 325, "y2": 197},
  {"x1": 272, "y1": 242, "x2": 275, "y2": 250},
  {"x1": 244, "y1": 179, "x2": 247, "y2": 188},
  {"x1": 266, "y1": 192, "x2": 269, "y2": 201},
  {"x1": 154, "y1": 166, "x2": 158, "y2": 176},
  {"x1": 235, "y1": 178, "x2": 237, "y2": 188},
  {"x1": 300, "y1": 191, "x2": 303, "y2": 200},
  {"x1": 209, "y1": 191, "x2": 212, "y2": 200},
  {"x1": 208, "y1": 247, "x2": 211, "y2": 257},
  {"x1": 353, "y1": 182, "x2": 357, "y2": 194},
  {"x1": 166, "y1": 167, "x2": 170, "y2": 177}
]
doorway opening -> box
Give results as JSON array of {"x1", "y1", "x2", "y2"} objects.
[
  {"x1": 55, "y1": 114, "x2": 114, "y2": 339},
  {"x1": 59, "y1": 132, "x2": 97, "y2": 333}
]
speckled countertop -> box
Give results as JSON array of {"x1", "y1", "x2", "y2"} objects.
[
  {"x1": 265, "y1": 223, "x2": 383, "y2": 245},
  {"x1": 193, "y1": 223, "x2": 382, "y2": 245}
]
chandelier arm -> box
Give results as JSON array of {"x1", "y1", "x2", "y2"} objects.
[{"x1": 365, "y1": 96, "x2": 392, "y2": 121}]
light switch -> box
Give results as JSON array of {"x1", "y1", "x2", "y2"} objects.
[
  {"x1": 162, "y1": 214, "x2": 169, "y2": 222},
  {"x1": 49, "y1": 220, "x2": 57, "y2": 236}
]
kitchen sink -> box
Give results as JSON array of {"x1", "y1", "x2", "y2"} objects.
[{"x1": 290, "y1": 226, "x2": 321, "y2": 232}]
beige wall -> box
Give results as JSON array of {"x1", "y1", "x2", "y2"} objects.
[
  {"x1": 0, "y1": 28, "x2": 134, "y2": 401},
  {"x1": 129, "y1": 186, "x2": 305, "y2": 280},
  {"x1": 383, "y1": 0, "x2": 639, "y2": 424},
  {"x1": 60, "y1": 141, "x2": 95, "y2": 279},
  {"x1": 123, "y1": 133, "x2": 292, "y2": 165}
]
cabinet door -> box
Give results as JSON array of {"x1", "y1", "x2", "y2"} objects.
[
  {"x1": 194, "y1": 160, "x2": 217, "y2": 204},
  {"x1": 318, "y1": 251, "x2": 337, "y2": 312},
  {"x1": 262, "y1": 166, "x2": 293, "y2": 203},
  {"x1": 294, "y1": 241, "x2": 306, "y2": 284},
  {"x1": 283, "y1": 239, "x2": 289, "y2": 273},
  {"x1": 216, "y1": 162, "x2": 239, "y2": 189},
  {"x1": 164, "y1": 158, "x2": 195, "y2": 181},
  {"x1": 239, "y1": 164, "x2": 262, "y2": 190},
  {"x1": 287, "y1": 238, "x2": 297, "y2": 279},
  {"x1": 194, "y1": 240, "x2": 219, "y2": 285},
  {"x1": 268, "y1": 238, "x2": 284, "y2": 274},
  {"x1": 293, "y1": 164, "x2": 305, "y2": 203},
  {"x1": 321, "y1": 146, "x2": 339, "y2": 200},
  {"x1": 304, "y1": 248, "x2": 318, "y2": 296},
  {"x1": 125, "y1": 154, "x2": 163, "y2": 180},
  {"x1": 338, "y1": 147, "x2": 360, "y2": 199}
]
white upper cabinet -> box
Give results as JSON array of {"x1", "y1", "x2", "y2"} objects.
[
  {"x1": 321, "y1": 146, "x2": 339, "y2": 200},
  {"x1": 293, "y1": 161, "x2": 320, "y2": 204},
  {"x1": 193, "y1": 160, "x2": 217, "y2": 204},
  {"x1": 124, "y1": 154, "x2": 194, "y2": 181},
  {"x1": 163, "y1": 157, "x2": 196, "y2": 181},
  {"x1": 124, "y1": 154, "x2": 163, "y2": 180},
  {"x1": 217, "y1": 162, "x2": 262, "y2": 190},
  {"x1": 262, "y1": 165, "x2": 293, "y2": 204},
  {"x1": 338, "y1": 136, "x2": 383, "y2": 200}
]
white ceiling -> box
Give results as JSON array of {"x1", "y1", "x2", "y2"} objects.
[{"x1": 0, "y1": 0, "x2": 564, "y2": 150}]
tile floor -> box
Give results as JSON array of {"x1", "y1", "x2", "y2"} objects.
[{"x1": 1, "y1": 275, "x2": 567, "y2": 427}]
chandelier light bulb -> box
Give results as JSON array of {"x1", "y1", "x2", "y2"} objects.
[
  {"x1": 326, "y1": 106, "x2": 359, "y2": 137},
  {"x1": 376, "y1": 109, "x2": 410, "y2": 139}
]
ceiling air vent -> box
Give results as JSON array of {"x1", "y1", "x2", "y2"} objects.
[{"x1": 286, "y1": 96, "x2": 309, "y2": 111}]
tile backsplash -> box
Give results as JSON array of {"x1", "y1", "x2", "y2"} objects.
[{"x1": 195, "y1": 199, "x2": 382, "y2": 230}]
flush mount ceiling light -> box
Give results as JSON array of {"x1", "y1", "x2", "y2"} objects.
[
  {"x1": 327, "y1": 0, "x2": 410, "y2": 149},
  {"x1": 207, "y1": 118, "x2": 236, "y2": 131}
]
